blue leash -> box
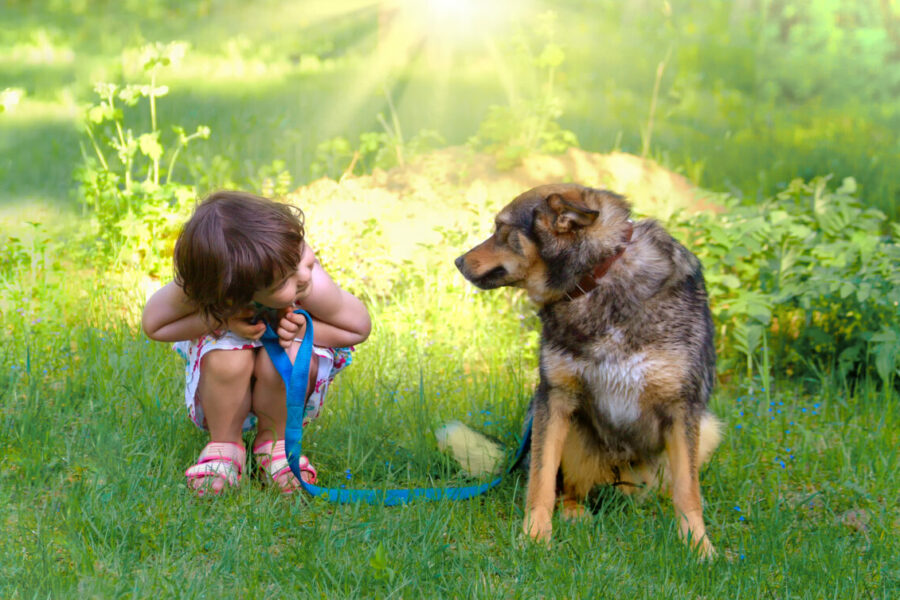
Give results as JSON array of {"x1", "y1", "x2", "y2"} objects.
[{"x1": 259, "y1": 309, "x2": 532, "y2": 505}]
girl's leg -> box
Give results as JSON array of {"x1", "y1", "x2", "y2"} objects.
[
  {"x1": 252, "y1": 341, "x2": 318, "y2": 444},
  {"x1": 196, "y1": 348, "x2": 255, "y2": 444}
]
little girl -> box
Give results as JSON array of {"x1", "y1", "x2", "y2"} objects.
[{"x1": 142, "y1": 190, "x2": 371, "y2": 495}]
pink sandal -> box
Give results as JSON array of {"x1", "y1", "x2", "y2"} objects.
[
  {"x1": 184, "y1": 442, "x2": 246, "y2": 496},
  {"x1": 253, "y1": 439, "x2": 317, "y2": 494}
]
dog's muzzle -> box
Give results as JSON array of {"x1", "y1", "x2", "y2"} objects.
[{"x1": 454, "y1": 255, "x2": 507, "y2": 289}]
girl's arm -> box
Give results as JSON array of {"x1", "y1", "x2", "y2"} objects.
[
  {"x1": 290, "y1": 253, "x2": 371, "y2": 348},
  {"x1": 142, "y1": 281, "x2": 264, "y2": 342}
]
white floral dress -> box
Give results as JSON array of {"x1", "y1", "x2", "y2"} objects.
[{"x1": 173, "y1": 331, "x2": 353, "y2": 431}]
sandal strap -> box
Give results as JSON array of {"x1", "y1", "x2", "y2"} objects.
[
  {"x1": 253, "y1": 439, "x2": 317, "y2": 485},
  {"x1": 185, "y1": 442, "x2": 245, "y2": 487}
]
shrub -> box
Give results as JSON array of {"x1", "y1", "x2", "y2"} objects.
[{"x1": 668, "y1": 176, "x2": 900, "y2": 387}]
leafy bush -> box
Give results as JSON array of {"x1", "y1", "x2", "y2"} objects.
[{"x1": 668, "y1": 176, "x2": 900, "y2": 387}]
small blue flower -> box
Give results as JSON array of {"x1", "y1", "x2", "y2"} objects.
[
  {"x1": 735, "y1": 424, "x2": 742, "y2": 429},
  {"x1": 733, "y1": 506, "x2": 741, "y2": 511},
  {"x1": 739, "y1": 516, "x2": 746, "y2": 522}
]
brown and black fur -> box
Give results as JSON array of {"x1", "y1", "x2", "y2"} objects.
[{"x1": 455, "y1": 183, "x2": 722, "y2": 556}]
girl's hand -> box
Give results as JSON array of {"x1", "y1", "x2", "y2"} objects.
[
  {"x1": 276, "y1": 310, "x2": 308, "y2": 349},
  {"x1": 227, "y1": 308, "x2": 267, "y2": 340}
]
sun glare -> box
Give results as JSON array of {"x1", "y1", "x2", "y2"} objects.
[
  {"x1": 313, "y1": 0, "x2": 531, "y2": 161},
  {"x1": 403, "y1": 0, "x2": 520, "y2": 45}
]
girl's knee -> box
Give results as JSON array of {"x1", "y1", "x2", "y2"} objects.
[{"x1": 202, "y1": 349, "x2": 255, "y2": 383}]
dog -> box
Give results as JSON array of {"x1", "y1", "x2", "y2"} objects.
[{"x1": 455, "y1": 183, "x2": 721, "y2": 557}]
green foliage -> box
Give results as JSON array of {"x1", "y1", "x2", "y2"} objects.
[
  {"x1": 0, "y1": 222, "x2": 61, "y2": 320},
  {"x1": 310, "y1": 86, "x2": 446, "y2": 180},
  {"x1": 668, "y1": 176, "x2": 900, "y2": 386},
  {"x1": 75, "y1": 42, "x2": 209, "y2": 276},
  {"x1": 250, "y1": 159, "x2": 293, "y2": 199},
  {"x1": 310, "y1": 128, "x2": 445, "y2": 181},
  {"x1": 468, "y1": 11, "x2": 579, "y2": 170}
]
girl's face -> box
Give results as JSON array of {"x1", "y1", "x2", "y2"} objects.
[{"x1": 252, "y1": 243, "x2": 316, "y2": 309}]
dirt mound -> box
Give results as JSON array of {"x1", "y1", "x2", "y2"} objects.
[{"x1": 289, "y1": 147, "x2": 718, "y2": 262}]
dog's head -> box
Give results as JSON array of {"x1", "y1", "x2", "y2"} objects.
[{"x1": 454, "y1": 184, "x2": 633, "y2": 304}]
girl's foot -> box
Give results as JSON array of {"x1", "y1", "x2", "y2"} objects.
[
  {"x1": 253, "y1": 439, "x2": 317, "y2": 493},
  {"x1": 185, "y1": 442, "x2": 246, "y2": 496}
]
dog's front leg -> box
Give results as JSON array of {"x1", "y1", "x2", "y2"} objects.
[{"x1": 524, "y1": 388, "x2": 573, "y2": 543}]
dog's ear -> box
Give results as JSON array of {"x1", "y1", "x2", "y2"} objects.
[{"x1": 546, "y1": 193, "x2": 599, "y2": 233}]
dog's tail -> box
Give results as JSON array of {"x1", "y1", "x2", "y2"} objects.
[
  {"x1": 698, "y1": 411, "x2": 723, "y2": 466},
  {"x1": 435, "y1": 421, "x2": 506, "y2": 478}
]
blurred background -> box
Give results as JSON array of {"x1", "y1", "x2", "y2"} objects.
[{"x1": 2, "y1": 0, "x2": 899, "y2": 219}]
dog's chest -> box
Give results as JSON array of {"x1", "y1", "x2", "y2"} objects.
[{"x1": 579, "y1": 352, "x2": 647, "y2": 428}]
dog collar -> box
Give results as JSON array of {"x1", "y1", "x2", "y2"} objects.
[{"x1": 563, "y1": 220, "x2": 634, "y2": 302}]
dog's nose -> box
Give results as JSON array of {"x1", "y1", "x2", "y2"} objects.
[{"x1": 454, "y1": 255, "x2": 464, "y2": 270}]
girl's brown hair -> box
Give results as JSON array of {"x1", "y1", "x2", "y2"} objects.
[{"x1": 174, "y1": 190, "x2": 305, "y2": 327}]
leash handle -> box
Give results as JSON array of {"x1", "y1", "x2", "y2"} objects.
[{"x1": 259, "y1": 309, "x2": 532, "y2": 504}]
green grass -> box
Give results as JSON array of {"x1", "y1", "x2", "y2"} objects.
[{"x1": 1, "y1": 259, "x2": 897, "y2": 598}]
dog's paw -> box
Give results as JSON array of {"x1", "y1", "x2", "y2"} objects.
[
  {"x1": 693, "y1": 537, "x2": 717, "y2": 561},
  {"x1": 561, "y1": 498, "x2": 588, "y2": 521},
  {"x1": 523, "y1": 509, "x2": 553, "y2": 543}
]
